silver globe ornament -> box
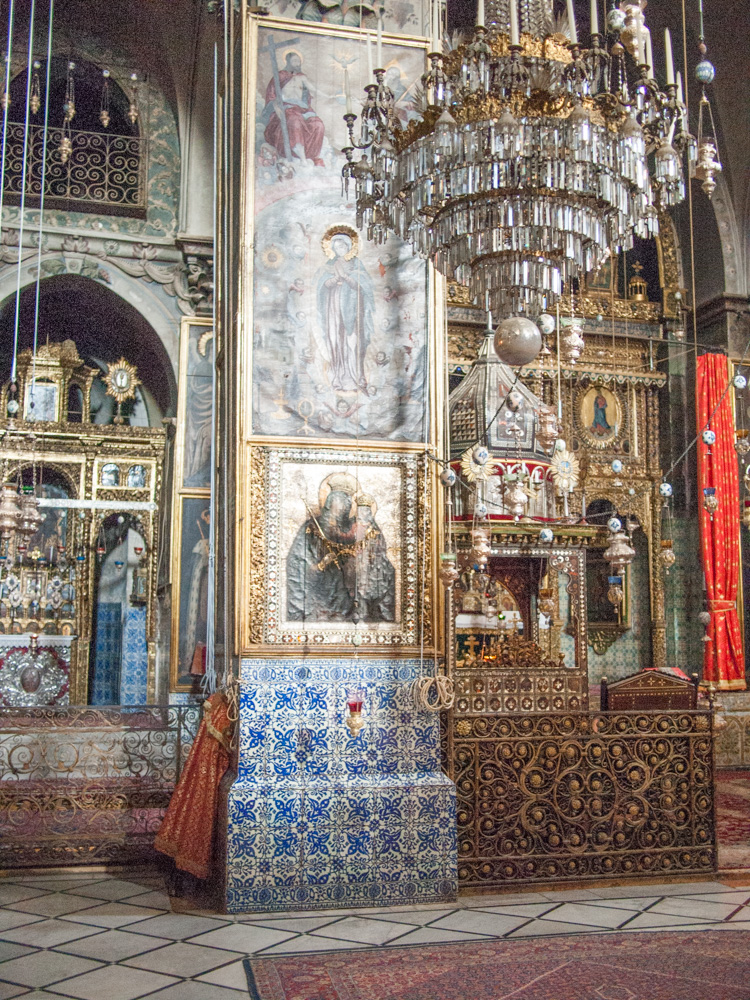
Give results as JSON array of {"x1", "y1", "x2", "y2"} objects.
[
  {"x1": 659, "y1": 482, "x2": 673, "y2": 498},
  {"x1": 506, "y1": 389, "x2": 523, "y2": 412},
  {"x1": 611, "y1": 459, "x2": 623, "y2": 474},
  {"x1": 472, "y1": 445, "x2": 490, "y2": 465},
  {"x1": 474, "y1": 500, "x2": 488, "y2": 519},
  {"x1": 539, "y1": 527, "x2": 554, "y2": 543},
  {"x1": 6, "y1": 399, "x2": 19, "y2": 416},
  {"x1": 440, "y1": 467, "x2": 457, "y2": 488},
  {"x1": 493, "y1": 316, "x2": 542, "y2": 367},
  {"x1": 607, "y1": 516, "x2": 622, "y2": 533},
  {"x1": 695, "y1": 60, "x2": 715, "y2": 84},
  {"x1": 537, "y1": 313, "x2": 555, "y2": 336},
  {"x1": 606, "y1": 7, "x2": 626, "y2": 33},
  {"x1": 701, "y1": 429, "x2": 716, "y2": 446},
  {"x1": 734, "y1": 374, "x2": 747, "y2": 390}
]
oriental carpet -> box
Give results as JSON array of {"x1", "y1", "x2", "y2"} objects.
[{"x1": 244, "y1": 929, "x2": 750, "y2": 1000}]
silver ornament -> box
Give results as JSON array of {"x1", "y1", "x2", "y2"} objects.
[
  {"x1": 440, "y1": 467, "x2": 457, "y2": 488},
  {"x1": 701, "y1": 429, "x2": 716, "y2": 446},
  {"x1": 539, "y1": 527, "x2": 554, "y2": 543},
  {"x1": 734, "y1": 374, "x2": 747, "y2": 390},
  {"x1": 537, "y1": 313, "x2": 555, "y2": 336},
  {"x1": 506, "y1": 389, "x2": 523, "y2": 412},
  {"x1": 607, "y1": 516, "x2": 622, "y2": 533},
  {"x1": 606, "y1": 7, "x2": 626, "y2": 33},
  {"x1": 493, "y1": 316, "x2": 542, "y2": 367},
  {"x1": 611, "y1": 459, "x2": 623, "y2": 474},
  {"x1": 659, "y1": 482, "x2": 673, "y2": 497}
]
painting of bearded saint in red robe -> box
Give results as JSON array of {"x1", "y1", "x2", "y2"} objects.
[{"x1": 263, "y1": 51, "x2": 325, "y2": 166}]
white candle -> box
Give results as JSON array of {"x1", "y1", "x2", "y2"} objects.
[
  {"x1": 367, "y1": 30, "x2": 373, "y2": 78},
  {"x1": 566, "y1": 0, "x2": 577, "y2": 43},
  {"x1": 645, "y1": 31, "x2": 654, "y2": 73},
  {"x1": 676, "y1": 70, "x2": 683, "y2": 103},
  {"x1": 344, "y1": 67, "x2": 352, "y2": 114},
  {"x1": 510, "y1": 0, "x2": 519, "y2": 44},
  {"x1": 590, "y1": 0, "x2": 599, "y2": 36},
  {"x1": 636, "y1": 20, "x2": 643, "y2": 64},
  {"x1": 376, "y1": 8, "x2": 382, "y2": 67},
  {"x1": 432, "y1": 0, "x2": 441, "y2": 50},
  {"x1": 477, "y1": 0, "x2": 485, "y2": 27},
  {"x1": 664, "y1": 27, "x2": 675, "y2": 85}
]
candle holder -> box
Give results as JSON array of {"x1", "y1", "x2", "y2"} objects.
[{"x1": 345, "y1": 687, "x2": 366, "y2": 738}]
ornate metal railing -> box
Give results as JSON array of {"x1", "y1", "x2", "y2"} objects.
[
  {"x1": 0, "y1": 704, "x2": 199, "y2": 867},
  {"x1": 1, "y1": 122, "x2": 146, "y2": 213},
  {"x1": 446, "y1": 711, "x2": 716, "y2": 887}
]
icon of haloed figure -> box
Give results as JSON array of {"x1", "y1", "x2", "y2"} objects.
[
  {"x1": 286, "y1": 472, "x2": 395, "y2": 623},
  {"x1": 591, "y1": 391, "x2": 613, "y2": 437}
]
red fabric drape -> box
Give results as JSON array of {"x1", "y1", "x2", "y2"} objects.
[
  {"x1": 154, "y1": 693, "x2": 232, "y2": 878},
  {"x1": 696, "y1": 353, "x2": 746, "y2": 690}
]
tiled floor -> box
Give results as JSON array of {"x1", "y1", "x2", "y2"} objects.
[{"x1": 0, "y1": 869, "x2": 749, "y2": 998}]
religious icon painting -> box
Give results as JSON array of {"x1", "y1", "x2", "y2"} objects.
[
  {"x1": 253, "y1": 447, "x2": 431, "y2": 650},
  {"x1": 177, "y1": 319, "x2": 214, "y2": 492},
  {"x1": 249, "y1": 21, "x2": 431, "y2": 444},
  {"x1": 171, "y1": 495, "x2": 211, "y2": 690},
  {"x1": 577, "y1": 385, "x2": 623, "y2": 449}
]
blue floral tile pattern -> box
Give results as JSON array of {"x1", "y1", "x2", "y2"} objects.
[{"x1": 225, "y1": 657, "x2": 457, "y2": 912}]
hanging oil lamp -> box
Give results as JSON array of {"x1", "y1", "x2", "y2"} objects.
[
  {"x1": 30, "y1": 61, "x2": 41, "y2": 114},
  {"x1": 99, "y1": 69, "x2": 111, "y2": 128},
  {"x1": 345, "y1": 688, "x2": 365, "y2": 737},
  {"x1": 128, "y1": 73, "x2": 139, "y2": 125},
  {"x1": 438, "y1": 551, "x2": 459, "y2": 588},
  {"x1": 702, "y1": 487, "x2": 718, "y2": 518}
]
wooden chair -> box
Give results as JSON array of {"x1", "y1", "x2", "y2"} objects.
[{"x1": 600, "y1": 669, "x2": 699, "y2": 711}]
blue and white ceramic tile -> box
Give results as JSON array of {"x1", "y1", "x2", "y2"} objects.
[
  {"x1": 120, "y1": 606, "x2": 148, "y2": 704},
  {"x1": 225, "y1": 657, "x2": 457, "y2": 912}
]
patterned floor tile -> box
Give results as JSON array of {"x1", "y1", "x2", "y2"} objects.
[
  {"x1": 43, "y1": 964, "x2": 178, "y2": 1000},
  {"x1": 383, "y1": 926, "x2": 491, "y2": 946},
  {"x1": 125, "y1": 913, "x2": 232, "y2": 940},
  {"x1": 249, "y1": 916, "x2": 346, "y2": 933},
  {"x1": 311, "y1": 917, "x2": 417, "y2": 946},
  {"x1": 620, "y1": 911, "x2": 717, "y2": 930},
  {"x1": 7, "y1": 894, "x2": 110, "y2": 919},
  {"x1": 70, "y1": 881, "x2": 159, "y2": 903},
  {"x1": 0, "y1": 984, "x2": 28, "y2": 999},
  {"x1": 584, "y1": 896, "x2": 662, "y2": 911},
  {"x1": 0, "y1": 910, "x2": 44, "y2": 932},
  {"x1": 122, "y1": 941, "x2": 242, "y2": 977},
  {"x1": 427, "y1": 910, "x2": 527, "y2": 937},
  {"x1": 60, "y1": 902, "x2": 164, "y2": 929},
  {"x1": 543, "y1": 902, "x2": 639, "y2": 928},
  {"x1": 188, "y1": 924, "x2": 297, "y2": 953},
  {"x1": 508, "y1": 918, "x2": 606, "y2": 937},
  {"x1": 121, "y1": 890, "x2": 172, "y2": 910},
  {"x1": 646, "y1": 897, "x2": 740, "y2": 920},
  {"x1": 471, "y1": 903, "x2": 559, "y2": 919},
  {"x1": 0, "y1": 919, "x2": 104, "y2": 948},
  {"x1": 0, "y1": 941, "x2": 36, "y2": 962},
  {"x1": 0, "y1": 886, "x2": 49, "y2": 906},
  {"x1": 259, "y1": 935, "x2": 374, "y2": 954},
  {"x1": 53, "y1": 929, "x2": 172, "y2": 962},
  {"x1": 0, "y1": 952, "x2": 102, "y2": 988},
  {"x1": 195, "y1": 958, "x2": 252, "y2": 990},
  {"x1": 144, "y1": 984, "x2": 248, "y2": 999}
]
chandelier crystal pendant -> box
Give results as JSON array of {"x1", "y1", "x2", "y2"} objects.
[{"x1": 342, "y1": 0, "x2": 702, "y2": 317}]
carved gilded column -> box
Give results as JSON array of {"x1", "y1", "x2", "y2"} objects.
[{"x1": 646, "y1": 387, "x2": 667, "y2": 669}]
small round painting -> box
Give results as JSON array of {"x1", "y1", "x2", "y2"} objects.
[{"x1": 579, "y1": 386, "x2": 621, "y2": 446}]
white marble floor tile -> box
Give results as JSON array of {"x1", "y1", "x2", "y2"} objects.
[
  {"x1": 144, "y1": 983, "x2": 248, "y2": 999},
  {"x1": 0, "y1": 919, "x2": 103, "y2": 948},
  {"x1": 123, "y1": 941, "x2": 241, "y2": 977},
  {"x1": 310, "y1": 916, "x2": 416, "y2": 946},
  {"x1": 728, "y1": 905, "x2": 750, "y2": 921},
  {"x1": 356, "y1": 907, "x2": 459, "y2": 926},
  {"x1": 122, "y1": 890, "x2": 171, "y2": 910},
  {"x1": 44, "y1": 964, "x2": 178, "y2": 1000},
  {"x1": 0, "y1": 910, "x2": 44, "y2": 932},
  {"x1": 60, "y1": 902, "x2": 165, "y2": 929},
  {"x1": 646, "y1": 897, "x2": 739, "y2": 920},
  {"x1": 248, "y1": 916, "x2": 346, "y2": 933},
  {"x1": 462, "y1": 892, "x2": 551, "y2": 906},
  {"x1": 584, "y1": 896, "x2": 661, "y2": 911},
  {"x1": 195, "y1": 958, "x2": 251, "y2": 990},
  {"x1": 587, "y1": 884, "x2": 673, "y2": 899},
  {"x1": 53, "y1": 929, "x2": 172, "y2": 962},
  {"x1": 0, "y1": 951, "x2": 101, "y2": 989},
  {"x1": 471, "y1": 903, "x2": 558, "y2": 919},
  {"x1": 0, "y1": 885, "x2": 49, "y2": 906},
  {"x1": 188, "y1": 923, "x2": 297, "y2": 953},
  {"x1": 636, "y1": 880, "x2": 731, "y2": 896},
  {"x1": 384, "y1": 926, "x2": 491, "y2": 947},
  {"x1": 0, "y1": 941, "x2": 36, "y2": 962},
  {"x1": 7, "y1": 879, "x2": 108, "y2": 891},
  {"x1": 508, "y1": 919, "x2": 605, "y2": 937},
  {"x1": 259, "y1": 935, "x2": 372, "y2": 954},
  {"x1": 539, "y1": 889, "x2": 604, "y2": 901},
  {"x1": 682, "y1": 889, "x2": 750, "y2": 904},
  {"x1": 427, "y1": 910, "x2": 526, "y2": 937},
  {"x1": 70, "y1": 880, "x2": 158, "y2": 902},
  {"x1": 7, "y1": 894, "x2": 109, "y2": 919},
  {"x1": 543, "y1": 903, "x2": 639, "y2": 928},
  {"x1": 620, "y1": 910, "x2": 716, "y2": 929},
  {"x1": 125, "y1": 913, "x2": 230, "y2": 940},
  {"x1": 0, "y1": 983, "x2": 28, "y2": 999}
]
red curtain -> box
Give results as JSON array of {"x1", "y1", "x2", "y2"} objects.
[
  {"x1": 696, "y1": 353, "x2": 746, "y2": 690},
  {"x1": 155, "y1": 693, "x2": 232, "y2": 878}
]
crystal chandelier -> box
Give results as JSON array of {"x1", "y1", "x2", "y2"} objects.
[{"x1": 343, "y1": 0, "x2": 711, "y2": 317}]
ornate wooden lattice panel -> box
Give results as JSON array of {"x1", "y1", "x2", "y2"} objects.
[
  {"x1": 448, "y1": 712, "x2": 716, "y2": 887},
  {"x1": 0, "y1": 705, "x2": 199, "y2": 867}
]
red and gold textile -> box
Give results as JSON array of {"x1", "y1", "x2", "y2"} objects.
[
  {"x1": 154, "y1": 692, "x2": 232, "y2": 878},
  {"x1": 696, "y1": 353, "x2": 746, "y2": 690}
]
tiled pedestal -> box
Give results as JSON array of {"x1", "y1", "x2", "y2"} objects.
[{"x1": 225, "y1": 658, "x2": 457, "y2": 912}]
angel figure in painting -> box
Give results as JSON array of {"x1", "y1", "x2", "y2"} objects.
[{"x1": 316, "y1": 228, "x2": 374, "y2": 393}]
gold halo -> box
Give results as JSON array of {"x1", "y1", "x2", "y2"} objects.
[
  {"x1": 321, "y1": 225, "x2": 359, "y2": 261},
  {"x1": 282, "y1": 49, "x2": 303, "y2": 65},
  {"x1": 318, "y1": 472, "x2": 359, "y2": 513},
  {"x1": 197, "y1": 331, "x2": 214, "y2": 357},
  {"x1": 354, "y1": 492, "x2": 377, "y2": 516}
]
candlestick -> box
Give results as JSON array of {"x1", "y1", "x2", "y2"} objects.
[
  {"x1": 566, "y1": 0, "x2": 577, "y2": 44},
  {"x1": 676, "y1": 70, "x2": 683, "y2": 103},
  {"x1": 510, "y1": 0, "x2": 519, "y2": 45},
  {"x1": 477, "y1": 0, "x2": 485, "y2": 27},
  {"x1": 344, "y1": 66, "x2": 352, "y2": 114},
  {"x1": 367, "y1": 30, "x2": 373, "y2": 78},
  {"x1": 590, "y1": 0, "x2": 599, "y2": 36},
  {"x1": 376, "y1": 8, "x2": 382, "y2": 67},
  {"x1": 664, "y1": 27, "x2": 675, "y2": 85}
]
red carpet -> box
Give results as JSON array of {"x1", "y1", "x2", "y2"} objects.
[
  {"x1": 244, "y1": 930, "x2": 750, "y2": 999},
  {"x1": 716, "y1": 769, "x2": 750, "y2": 870}
]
